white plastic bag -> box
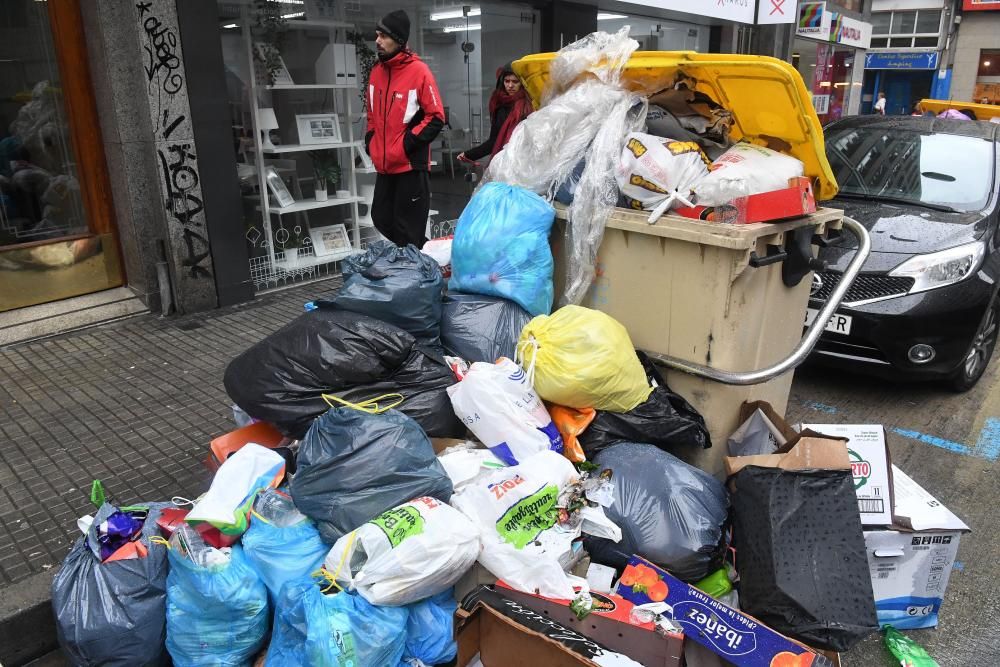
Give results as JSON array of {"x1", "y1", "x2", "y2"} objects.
[
  {"x1": 421, "y1": 237, "x2": 452, "y2": 275},
  {"x1": 323, "y1": 496, "x2": 480, "y2": 606},
  {"x1": 438, "y1": 447, "x2": 506, "y2": 490},
  {"x1": 693, "y1": 142, "x2": 804, "y2": 206},
  {"x1": 616, "y1": 132, "x2": 710, "y2": 223},
  {"x1": 447, "y1": 357, "x2": 564, "y2": 466},
  {"x1": 450, "y1": 450, "x2": 620, "y2": 600},
  {"x1": 186, "y1": 444, "x2": 285, "y2": 535}
]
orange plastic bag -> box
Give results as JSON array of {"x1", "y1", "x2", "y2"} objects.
[{"x1": 547, "y1": 404, "x2": 595, "y2": 463}]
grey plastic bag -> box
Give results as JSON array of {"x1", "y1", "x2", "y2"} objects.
[
  {"x1": 321, "y1": 240, "x2": 445, "y2": 348},
  {"x1": 585, "y1": 443, "x2": 728, "y2": 582},
  {"x1": 441, "y1": 292, "x2": 531, "y2": 363},
  {"x1": 290, "y1": 407, "x2": 454, "y2": 543},
  {"x1": 52, "y1": 502, "x2": 170, "y2": 667}
]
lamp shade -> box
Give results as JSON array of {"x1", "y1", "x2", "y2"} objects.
[{"x1": 258, "y1": 108, "x2": 279, "y2": 130}]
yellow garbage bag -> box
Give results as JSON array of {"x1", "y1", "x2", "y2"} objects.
[{"x1": 517, "y1": 305, "x2": 652, "y2": 412}]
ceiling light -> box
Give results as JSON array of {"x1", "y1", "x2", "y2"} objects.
[
  {"x1": 597, "y1": 13, "x2": 627, "y2": 20},
  {"x1": 985, "y1": 60, "x2": 992, "y2": 67},
  {"x1": 282, "y1": 11, "x2": 304, "y2": 18},
  {"x1": 431, "y1": 8, "x2": 481, "y2": 21},
  {"x1": 443, "y1": 23, "x2": 481, "y2": 33},
  {"x1": 223, "y1": 23, "x2": 238, "y2": 29}
]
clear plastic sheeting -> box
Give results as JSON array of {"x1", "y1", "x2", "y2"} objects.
[{"x1": 485, "y1": 28, "x2": 645, "y2": 305}]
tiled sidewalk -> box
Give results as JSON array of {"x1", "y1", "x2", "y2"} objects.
[{"x1": 0, "y1": 280, "x2": 337, "y2": 586}]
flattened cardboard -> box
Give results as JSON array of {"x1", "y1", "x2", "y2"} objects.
[
  {"x1": 737, "y1": 401, "x2": 799, "y2": 444},
  {"x1": 801, "y1": 424, "x2": 893, "y2": 526},
  {"x1": 458, "y1": 586, "x2": 644, "y2": 666},
  {"x1": 617, "y1": 557, "x2": 836, "y2": 667},
  {"x1": 497, "y1": 581, "x2": 684, "y2": 667},
  {"x1": 724, "y1": 436, "x2": 850, "y2": 478}
]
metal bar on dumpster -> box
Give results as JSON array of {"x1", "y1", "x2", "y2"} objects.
[{"x1": 644, "y1": 216, "x2": 871, "y2": 386}]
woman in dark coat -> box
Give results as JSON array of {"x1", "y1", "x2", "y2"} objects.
[{"x1": 458, "y1": 63, "x2": 532, "y2": 162}]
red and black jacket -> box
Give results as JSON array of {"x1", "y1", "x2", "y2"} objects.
[{"x1": 365, "y1": 50, "x2": 445, "y2": 174}]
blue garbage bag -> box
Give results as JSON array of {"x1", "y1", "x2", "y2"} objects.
[
  {"x1": 400, "y1": 591, "x2": 457, "y2": 666},
  {"x1": 242, "y1": 514, "x2": 329, "y2": 601},
  {"x1": 266, "y1": 579, "x2": 408, "y2": 667},
  {"x1": 321, "y1": 240, "x2": 444, "y2": 348},
  {"x1": 51, "y1": 502, "x2": 170, "y2": 667},
  {"x1": 165, "y1": 544, "x2": 269, "y2": 666},
  {"x1": 449, "y1": 182, "x2": 556, "y2": 317}
]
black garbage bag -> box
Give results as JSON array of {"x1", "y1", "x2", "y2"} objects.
[
  {"x1": 224, "y1": 309, "x2": 413, "y2": 438},
  {"x1": 318, "y1": 240, "x2": 445, "y2": 348},
  {"x1": 732, "y1": 466, "x2": 878, "y2": 652},
  {"x1": 579, "y1": 352, "x2": 711, "y2": 458},
  {"x1": 330, "y1": 346, "x2": 465, "y2": 438},
  {"x1": 440, "y1": 291, "x2": 532, "y2": 363},
  {"x1": 583, "y1": 443, "x2": 728, "y2": 582},
  {"x1": 291, "y1": 407, "x2": 454, "y2": 543},
  {"x1": 52, "y1": 502, "x2": 170, "y2": 667}
]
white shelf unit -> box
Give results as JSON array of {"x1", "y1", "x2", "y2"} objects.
[
  {"x1": 253, "y1": 140, "x2": 361, "y2": 154},
  {"x1": 241, "y1": 14, "x2": 364, "y2": 285}
]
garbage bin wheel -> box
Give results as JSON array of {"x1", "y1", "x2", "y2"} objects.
[{"x1": 949, "y1": 294, "x2": 1000, "y2": 392}]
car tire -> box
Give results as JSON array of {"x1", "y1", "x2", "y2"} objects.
[{"x1": 949, "y1": 295, "x2": 1000, "y2": 392}]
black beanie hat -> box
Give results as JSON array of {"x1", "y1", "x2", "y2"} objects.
[{"x1": 377, "y1": 10, "x2": 410, "y2": 45}]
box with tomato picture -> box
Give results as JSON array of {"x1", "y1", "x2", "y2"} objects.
[{"x1": 616, "y1": 557, "x2": 836, "y2": 667}]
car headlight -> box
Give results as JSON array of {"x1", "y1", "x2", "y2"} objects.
[{"x1": 889, "y1": 241, "x2": 985, "y2": 294}]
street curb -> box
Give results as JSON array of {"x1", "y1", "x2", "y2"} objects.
[{"x1": 0, "y1": 570, "x2": 58, "y2": 667}]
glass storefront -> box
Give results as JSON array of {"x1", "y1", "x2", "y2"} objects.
[
  {"x1": 793, "y1": 38, "x2": 859, "y2": 124},
  {"x1": 217, "y1": 0, "x2": 540, "y2": 292},
  {"x1": 594, "y1": 11, "x2": 709, "y2": 52},
  {"x1": 0, "y1": 1, "x2": 122, "y2": 312}
]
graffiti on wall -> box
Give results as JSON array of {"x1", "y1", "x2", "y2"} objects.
[{"x1": 136, "y1": 1, "x2": 212, "y2": 279}]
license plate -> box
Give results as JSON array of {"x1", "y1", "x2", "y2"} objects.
[{"x1": 806, "y1": 308, "x2": 853, "y2": 335}]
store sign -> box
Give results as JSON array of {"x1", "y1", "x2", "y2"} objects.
[
  {"x1": 864, "y1": 51, "x2": 940, "y2": 70},
  {"x1": 813, "y1": 94, "x2": 831, "y2": 114},
  {"x1": 758, "y1": 0, "x2": 796, "y2": 25},
  {"x1": 963, "y1": 0, "x2": 1000, "y2": 11},
  {"x1": 828, "y1": 12, "x2": 872, "y2": 48},
  {"x1": 630, "y1": 1, "x2": 756, "y2": 24},
  {"x1": 797, "y1": 2, "x2": 831, "y2": 38}
]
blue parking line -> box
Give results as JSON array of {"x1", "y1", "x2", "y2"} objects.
[
  {"x1": 953, "y1": 561, "x2": 965, "y2": 572},
  {"x1": 804, "y1": 401, "x2": 838, "y2": 414},
  {"x1": 890, "y1": 418, "x2": 1000, "y2": 461}
]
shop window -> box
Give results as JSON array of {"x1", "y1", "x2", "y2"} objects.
[
  {"x1": 915, "y1": 10, "x2": 941, "y2": 34},
  {"x1": 913, "y1": 37, "x2": 939, "y2": 48},
  {"x1": 978, "y1": 51, "x2": 999, "y2": 77},
  {"x1": 871, "y1": 13, "x2": 891, "y2": 35},
  {"x1": 890, "y1": 37, "x2": 914, "y2": 48},
  {"x1": 870, "y1": 37, "x2": 889, "y2": 48}
]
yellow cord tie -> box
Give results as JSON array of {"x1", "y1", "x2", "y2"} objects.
[
  {"x1": 311, "y1": 530, "x2": 357, "y2": 594},
  {"x1": 321, "y1": 393, "x2": 404, "y2": 414},
  {"x1": 148, "y1": 535, "x2": 171, "y2": 549}
]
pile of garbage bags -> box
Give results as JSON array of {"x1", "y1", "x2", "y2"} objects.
[{"x1": 48, "y1": 27, "x2": 901, "y2": 667}]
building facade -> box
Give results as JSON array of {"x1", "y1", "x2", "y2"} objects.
[{"x1": 950, "y1": 0, "x2": 1000, "y2": 104}]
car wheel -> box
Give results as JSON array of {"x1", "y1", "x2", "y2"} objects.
[{"x1": 949, "y1": 295, "x2": 1000, "y2": 392}]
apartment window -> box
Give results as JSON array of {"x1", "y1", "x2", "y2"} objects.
[{"x1": 870, "y1": 9, "x2": 942, "y2": 49}]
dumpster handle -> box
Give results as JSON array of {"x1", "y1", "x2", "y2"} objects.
[{"x1": 643, "y1": 216, "x2": 871, "y2": 386}]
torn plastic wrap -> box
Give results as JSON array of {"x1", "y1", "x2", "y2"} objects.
[{"x1": 484, "y1": 28, "x2": 645, "y2": 306}]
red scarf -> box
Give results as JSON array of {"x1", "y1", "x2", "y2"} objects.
[{"x1": 489, "y1": 88, "x2": 532, "y2": 157}]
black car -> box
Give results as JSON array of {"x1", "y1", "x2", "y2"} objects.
[{"x1": 809, "y1": 115, "x2": 1000, "y2": 390}]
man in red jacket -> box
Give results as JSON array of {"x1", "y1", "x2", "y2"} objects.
[{"x1": 366, "y1": 10, "x2": 445, "y2": 247}]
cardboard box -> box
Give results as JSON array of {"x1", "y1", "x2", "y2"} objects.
[
  {"x1": 496, "y1": 581, "x2": 684, "y2": 667},
  {"x1": 458, "y1": 586, "x2": 644, "y2": 666},
  {"x1": 724, "y1": 433, "x2": 850, "y2": 478},
  {"x1": 718, "y1": 177, "x2": 817, "y2": 224},
  {"x1": 864, "y1": 465, "x2": 970, "y2": 629},
  {"x1": 617, "y1": 557, "x2": 836, "y2": 667},
  {"x1": 801, "y1": 424, "x2": 893, "y2": 526}
]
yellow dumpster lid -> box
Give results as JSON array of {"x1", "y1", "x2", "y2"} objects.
[
  {"x1": 513, "y1": 51, "x2": 838, "y2": 201},
  {"x1": 919, "y1": 98, "x2": 1000, "y2": 121}
]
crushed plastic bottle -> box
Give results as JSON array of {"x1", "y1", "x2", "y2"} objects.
[
  {"x1": 883, "y1": 625, "x2": 939, "y2": 667},
  {"x1": 253, "y1": 488, "x2": 307, "y2": 528},
  {"x1": 169, "y1": 524, "x2": 232, "y2": 568}
]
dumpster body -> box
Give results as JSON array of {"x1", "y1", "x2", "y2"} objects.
[{"x1": 516, "y1": 50, "x2": 850, "y2": 477}]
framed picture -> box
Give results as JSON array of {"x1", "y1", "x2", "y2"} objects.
[
  {"x1": 253, "y1": 43, "x2": 294, "y2": 85},
  {"x1": 296, "y1": 113, "x2": 342, "y2": 145},
  {"x1": 309, "y1": 224, "x2": 352, "y2": 257},
  {"x1": 264, "y1": 166, "x2": 295, "y2": 208},
  {"x1": 354, "y1": 142, "x2": 374, "y2": 171}
]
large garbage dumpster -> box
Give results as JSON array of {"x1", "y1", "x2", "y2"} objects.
[{"x1": 515, "y1": 51, "x2": 869, "y2": 476}]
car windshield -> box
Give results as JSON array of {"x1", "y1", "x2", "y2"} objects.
[{"x1": 826, "y1": 126, "x2": 995, "y2": 212}]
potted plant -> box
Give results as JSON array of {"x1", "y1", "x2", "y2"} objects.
[
  {"x1": 309, "y1": 150, "x2": 340, "y2": 202},
  {"x1": 253, "y1": 0, "x2": 288, "y2": 85},
  {"x1": 283, "y1": 225, "x2": 306, "y2": 266}
]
